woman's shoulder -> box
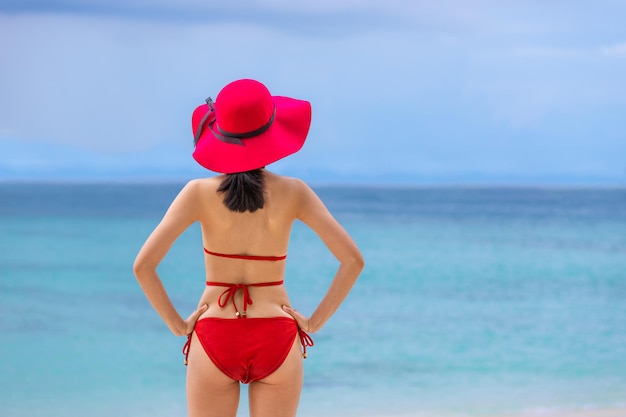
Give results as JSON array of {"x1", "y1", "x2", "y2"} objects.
[
  {"x1": 265, "y1": 170, "x2": 307, "y2": 187},
  {"x1": 184, "y1": 176, "x2": 223, "y2": 190},
  {"x1": 173, "y1": 177, "x2": 223, "y2": 205},
  {"x1": 265, "y1": 172, "x2": 312, "y2": 194}
]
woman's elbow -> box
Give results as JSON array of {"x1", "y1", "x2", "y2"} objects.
[
  {"x1": 355, "y1": 253, "x2": 365, "y2": 272},
  {"x1": 346, "y1": 251, "x2": 365, "y2": 274},
  {"x1": 133, "y1": 256, "x2": 156, "y2": 280}
]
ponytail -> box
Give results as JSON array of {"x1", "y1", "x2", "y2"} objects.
[{"x1": 217, "y1": 169, "x2": 265, "y2": 212}]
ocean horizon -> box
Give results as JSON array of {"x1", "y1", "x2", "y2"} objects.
[{"x1": 1, "y1": 182, "x2": 625, "y2": 417}]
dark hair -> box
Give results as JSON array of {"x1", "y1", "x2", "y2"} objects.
[{"x1": 217, "y1": 169, "x2": 265, "y2": 212}]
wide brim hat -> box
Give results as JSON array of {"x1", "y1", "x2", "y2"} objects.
[{"x1": 192, "y1": 79, "x2": 312, "y2": 174}]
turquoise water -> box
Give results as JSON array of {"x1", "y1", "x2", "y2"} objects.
[{"x1": 1, "y1": 184, "x2": 625, "y2": 416}]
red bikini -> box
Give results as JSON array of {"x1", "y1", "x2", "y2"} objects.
[
  {"x1": 203, "y1": 248, "x2": 287, "y2": 262},
  {"x1": 182, "y1": 249, "x2": 314, "y2": 384}
]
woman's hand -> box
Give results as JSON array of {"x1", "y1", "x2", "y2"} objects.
[
  {"x1": 180, "y1": 304, "x2": 208, "y2": 336},
  {"x1": 282, "y1": 305, "x2": 313, "y2": 333}
]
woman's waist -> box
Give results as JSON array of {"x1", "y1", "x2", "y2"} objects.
[
  {"x1": 199, "y1": 303, "x2": 293, "y2": 320},
  {"x1": 197, "y1": 284, "x2": 291, "y2": 319}
]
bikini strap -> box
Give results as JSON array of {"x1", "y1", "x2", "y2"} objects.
[
  {"x1": 182, "y1": 333, "x2": 192, "y2": 366},
  {"x1": 204, "y1": 248, "x2": 287, "y2": 261},
  {"x1": 206, "y1": 281, "x2": 284, "y2": 318},
  {"x1": 297, "y1": 327, "x2": 314, "y2": 359}
]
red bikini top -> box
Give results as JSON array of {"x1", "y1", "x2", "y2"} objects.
[
  {"x1": 204, "y1": 248, "x2": 287, "y2": 261},
  {"x1": 203, "y1": 248, "x2": 286, "y2": 318}
]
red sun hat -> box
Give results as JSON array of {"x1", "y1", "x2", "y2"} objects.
[{"x1": 192, "y1": 79, "x2": 312, "y2": 174}]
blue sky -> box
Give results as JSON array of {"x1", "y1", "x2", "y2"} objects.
[{"x1": 1, "y1": 0, "x2": 625, "y2": 184}]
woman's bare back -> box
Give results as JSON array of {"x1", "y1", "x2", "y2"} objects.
[{"x1": 191, "y1": 171, "x2": 307, "y2": 319}]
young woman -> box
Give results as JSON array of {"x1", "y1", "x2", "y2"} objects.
[{"x1": 133, "y1": 79, "x2": 364, "y2": 417}]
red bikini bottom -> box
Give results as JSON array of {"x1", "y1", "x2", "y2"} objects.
[{"x1": 183, "y1": 317, "x2": 313, "y2": 384}]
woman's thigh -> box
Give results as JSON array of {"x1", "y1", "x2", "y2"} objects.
[
  {"x1": 248, "y1": 337, "x2": 304, "y2": 417},
  {"x1": 186, "y1": 333, "x2": 241, "y2": 417}
]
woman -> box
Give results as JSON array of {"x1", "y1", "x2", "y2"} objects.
[{"x1": 133, "y1": 79, "x2": 364, "y2": 417}]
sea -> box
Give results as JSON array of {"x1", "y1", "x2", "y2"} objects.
[{"x1": 1, "y1": 182, "x2": 625, "y2": 417}]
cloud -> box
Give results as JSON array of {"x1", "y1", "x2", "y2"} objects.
[
  {"x1": 511, "y1": 46, "x2": 586, "y2": 59},
  {"x1": 0, "y1": 0, "x2": 576, "y2": 38},
  {"x1": 0, "y1": 0, "x2": 417, "y2": 37},
  {"x1": 601, "y1": 42, "x2": 626, "y2": 56}
]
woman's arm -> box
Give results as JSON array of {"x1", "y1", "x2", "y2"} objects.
[
  {"x1": 283, "y1": 180, "x2": 364, "y2": 333},
  {"x1": 133, "y1": 180, "x2": 207, "y2": 336}
]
